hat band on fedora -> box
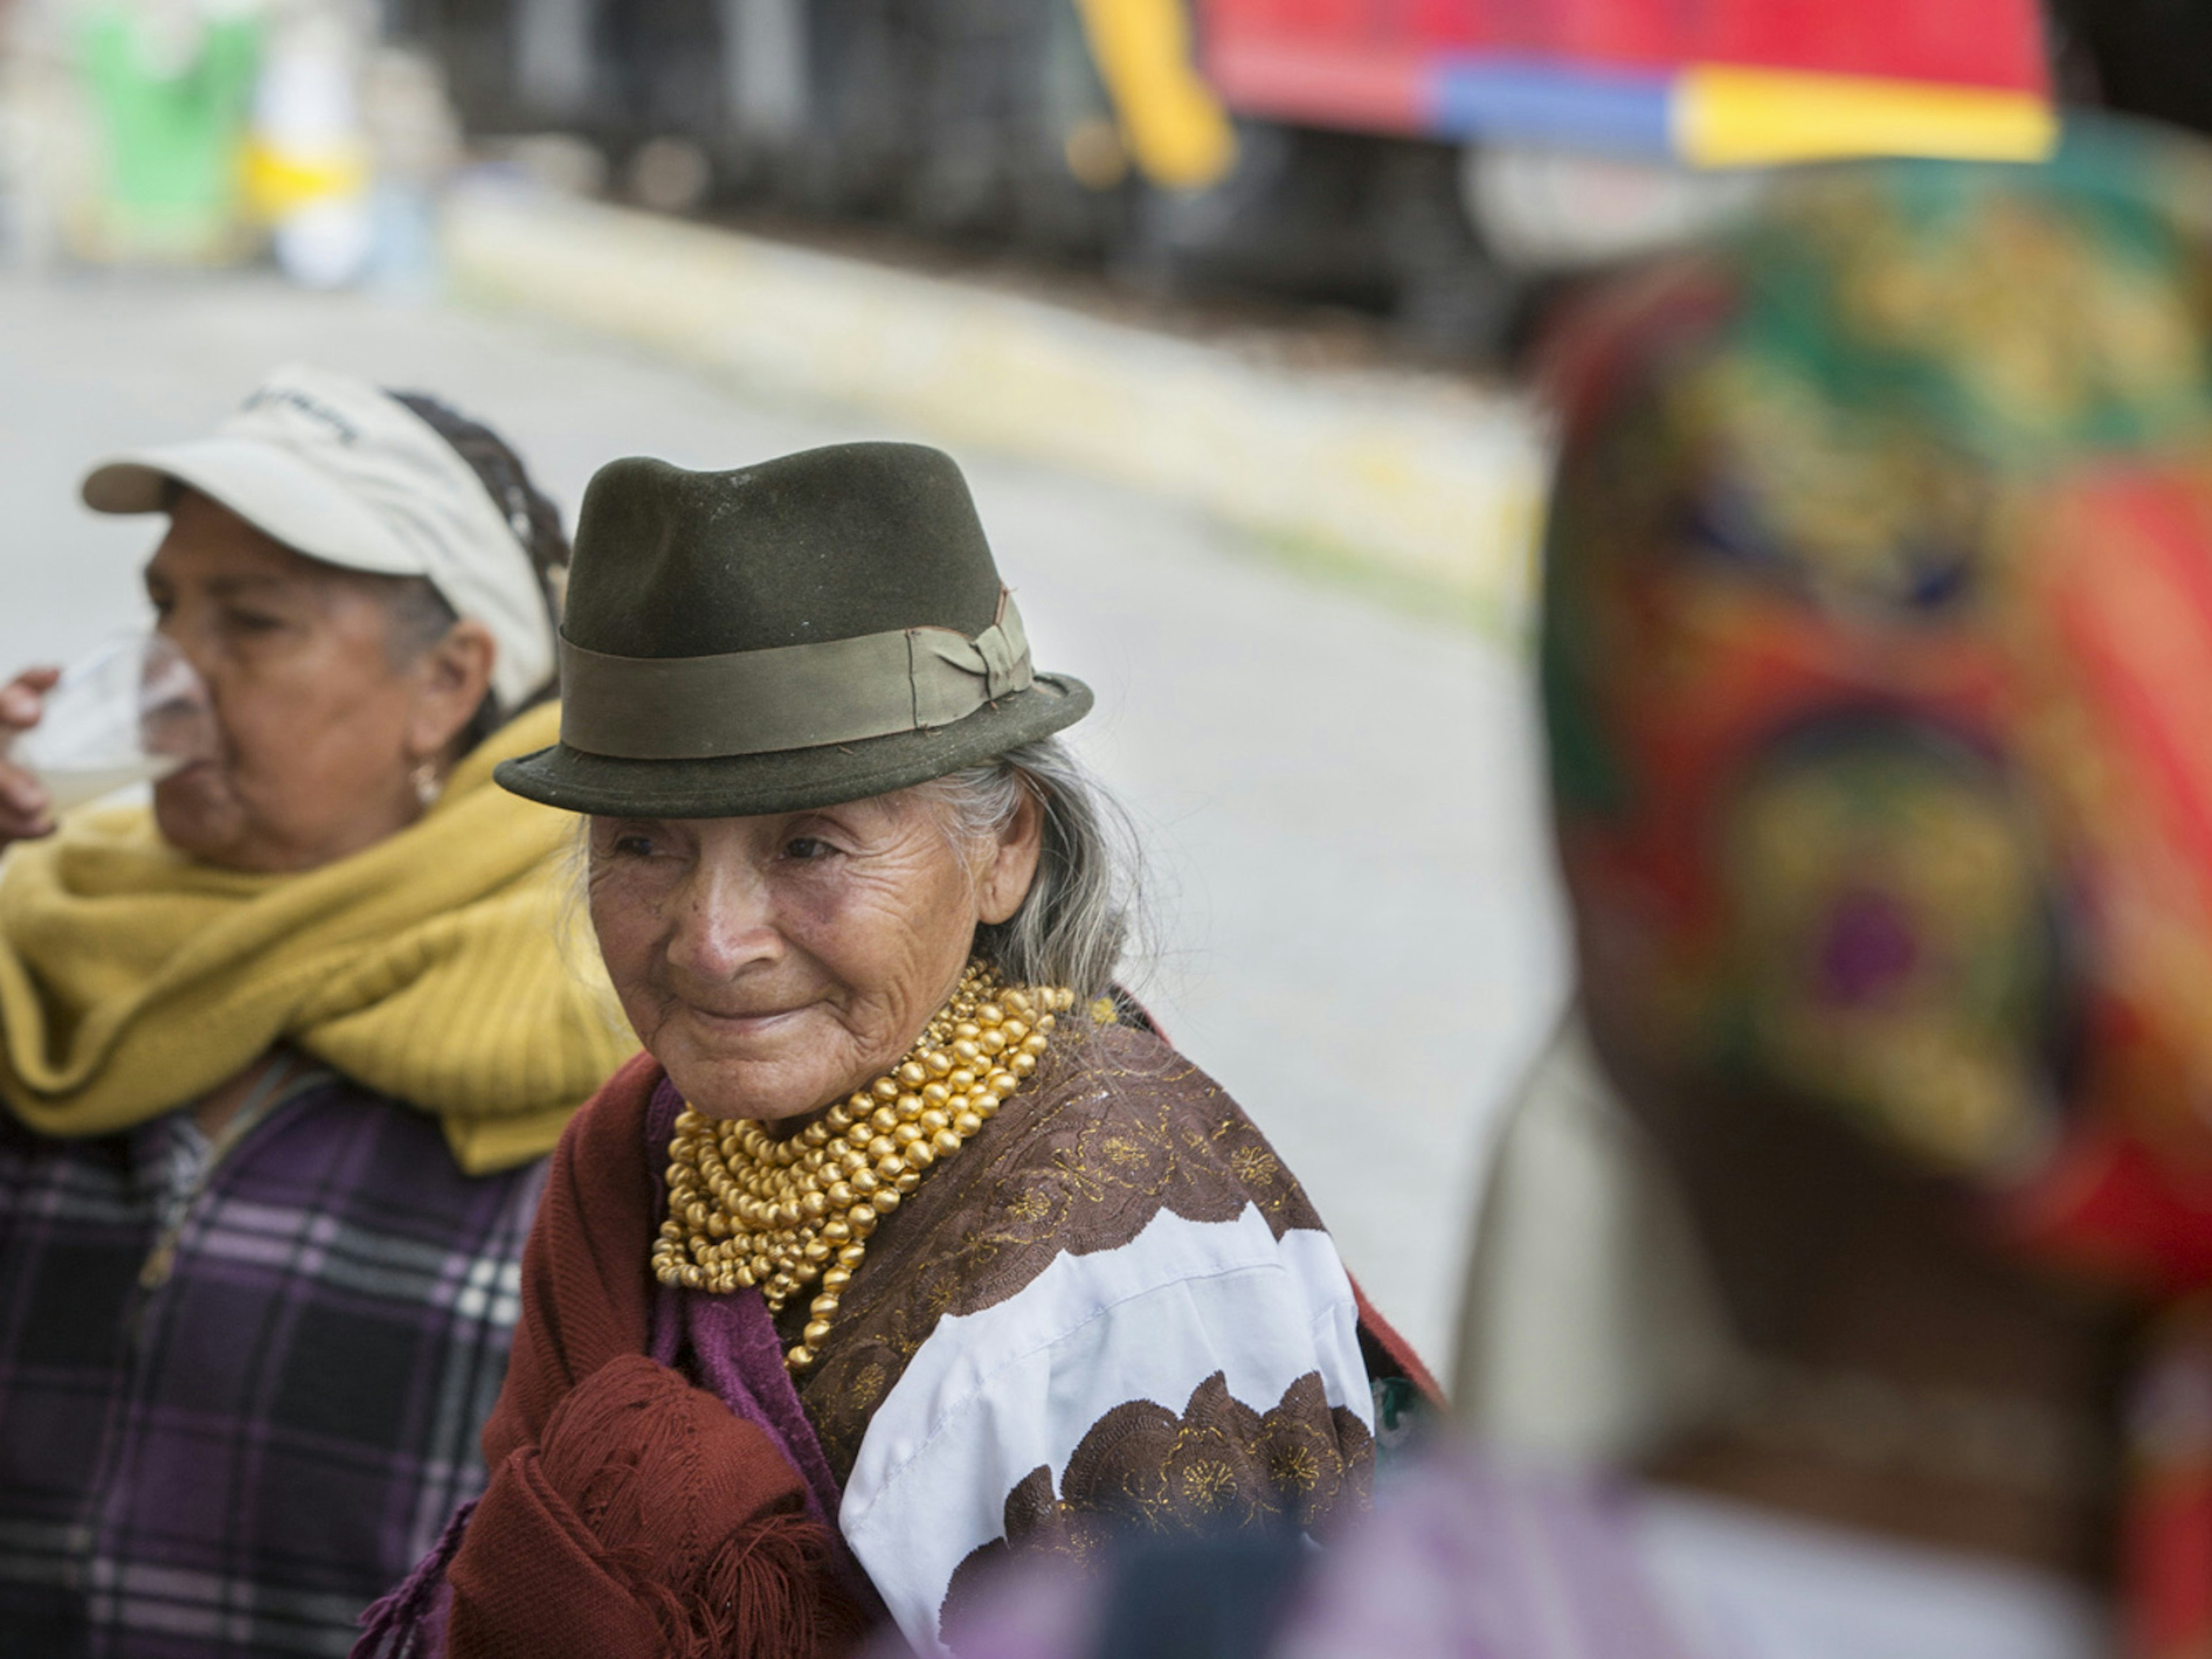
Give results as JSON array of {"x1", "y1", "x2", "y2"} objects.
[{"x1": 558, "y1": 589, "x2": 1035, "y2": 760}]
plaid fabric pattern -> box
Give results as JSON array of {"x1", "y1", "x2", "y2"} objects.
[{"x1": 0, "y1": 1073, "x2": 546, "y2": 1657}]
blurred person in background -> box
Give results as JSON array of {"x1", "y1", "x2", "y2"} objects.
[
  {"x1": 0, "y1": 364, "x2": 635, "y2": 1657},
  {"x1": 1387, "y1": 119, "x2": 2212, "y2": 1659},
  {"x1": 955, "y1": 119, "x2": 2212, "y2": 1659},
  {"x1": 357, "y1": 442, "x2": 1421, "y2": 1659}
]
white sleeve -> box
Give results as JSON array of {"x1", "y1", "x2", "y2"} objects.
[{"x1": 837, "y1": 1202, "x2": 1373, "y2": 1655}]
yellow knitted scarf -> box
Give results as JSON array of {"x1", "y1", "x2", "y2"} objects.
[{"x1": 0, "y1": 703, "x2": 637, "y2": 1174}]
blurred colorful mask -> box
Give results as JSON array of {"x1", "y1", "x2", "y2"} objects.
[
  {"x1": 1541, "y1": 124, "x2": 2212, "y2": 1656},
  {"x1": 1541, "y1": 122, "x2": 2212, "y2": 1287}
]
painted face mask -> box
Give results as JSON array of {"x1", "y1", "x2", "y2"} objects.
[{"x1": 1540, "y1": 122, "x2": 2212, "y2": 1658}]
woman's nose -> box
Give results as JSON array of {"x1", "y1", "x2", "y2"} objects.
[
  {"x1": 153, "y1": 612, "x2": 215, "y2": 682},
  {"x1": 151, "y1": 616, "x2": 230, "y2": 743},
  {"x1": 666, "y1": 858, "x2": 781, "y2": 980}
]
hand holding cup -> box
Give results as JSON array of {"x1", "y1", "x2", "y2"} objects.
[
  {"x1": 0, "y1": 668, "x2": 62, "y2": 845},
  {"x1": 0, "y1": 636, "x2": 217, "y2": 851}
]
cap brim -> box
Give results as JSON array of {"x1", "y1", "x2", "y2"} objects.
[
  {"x1": 494, "y1": 674, "x2": 1094, "y2": 817},
  {"x1": 81, "y1": 439, "x2": 424, "y2": 577}
]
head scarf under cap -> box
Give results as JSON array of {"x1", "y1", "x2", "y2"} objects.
[{"x1": 1540, "y1": 120, "x2": 2212, "y2": 1658}]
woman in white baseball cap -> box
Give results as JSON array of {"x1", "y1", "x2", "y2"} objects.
[{"x1": 0, "y1": 364, "x2": 636, "y2": 1659}]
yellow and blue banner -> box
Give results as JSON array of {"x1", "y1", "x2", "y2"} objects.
[{"x1": 1190, "y1": 0, "x2": 2054, "y2": 168}]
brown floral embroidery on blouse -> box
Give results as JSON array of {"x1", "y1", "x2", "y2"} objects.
[
  {"x1": 790, "y1": 1022, "x2": 1327, "y2": 1479},
  {"x1": 939, "y1": 1370, "x2": 1375, "y2": 1634}
]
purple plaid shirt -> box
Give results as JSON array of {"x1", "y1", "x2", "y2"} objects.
[{"x1": 0, "y1": 1066, "x2": 547, "y2": 1657}]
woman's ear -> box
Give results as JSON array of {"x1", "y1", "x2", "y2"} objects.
[
  {"x1": 407, "y1": 618, "x2": 499, "y2": 762},
  {"x1": 976, "y1": 786, "x2": 1045, "y2": 925}
]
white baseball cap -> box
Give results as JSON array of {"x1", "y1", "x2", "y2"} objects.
[{"x1": 81, "y1": 363, "x2": 556, "y2": 715}]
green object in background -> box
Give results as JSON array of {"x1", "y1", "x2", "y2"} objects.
[{"x1": 75, "y1": 9, "x2": 261, "y2": 261}]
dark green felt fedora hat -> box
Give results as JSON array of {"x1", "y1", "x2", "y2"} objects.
[{"x1": 494, "y1": 442, "x2": 1092, "y2": 817}]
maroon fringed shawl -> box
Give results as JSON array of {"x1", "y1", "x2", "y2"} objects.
[{"x1": 354, "y1": 1053, "x2": 869, "y2": 1659}]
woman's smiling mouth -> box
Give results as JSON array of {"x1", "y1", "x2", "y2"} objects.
[{"x1": 681, "y1": 1002, "x2": 812, "y2": 1039}]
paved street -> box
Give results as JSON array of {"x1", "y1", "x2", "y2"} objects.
[{"x1": 0, "y1": 267, "x2": 1570, "y2": 1368}]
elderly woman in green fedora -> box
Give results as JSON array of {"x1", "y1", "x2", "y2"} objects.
[{"x1": 355, "y1": 442, "x2": 1416, "y2": 1659}]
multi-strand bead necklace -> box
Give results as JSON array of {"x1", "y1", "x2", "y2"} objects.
[{"x1": 652, "y1": 960, "x2": 1077, "y2": 1372}]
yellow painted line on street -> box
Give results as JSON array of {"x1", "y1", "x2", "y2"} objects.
[{"x1": 442, "y1": 184, "x2": 1547, "y2": 638}]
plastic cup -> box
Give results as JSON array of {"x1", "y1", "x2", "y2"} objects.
[{"x1": 9, "y1": 634, "x2": 218, "y2": 815}]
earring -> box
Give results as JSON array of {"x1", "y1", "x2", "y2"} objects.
[{"x1": 411, "y1": 760, "x2": 444, "y2": 809}]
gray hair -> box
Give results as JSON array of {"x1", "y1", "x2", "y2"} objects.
[{"x1": 919, "y1": 737, "x2": 1146, "y2": 1002}]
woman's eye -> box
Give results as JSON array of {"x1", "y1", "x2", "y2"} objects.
[
  {"x1": 220, "y1": 608, "x2": 283, "y2": 635},
  {"x1": 609, "y1": 832, "x2": 658, "y2": 859},
  {"x1": 783, "y1": 836, "x2": 835, "y2": 861}
]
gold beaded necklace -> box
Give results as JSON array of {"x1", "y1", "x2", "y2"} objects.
[{"x1": 652, "y1": 960, "x2": 1077, "y2": 1372}]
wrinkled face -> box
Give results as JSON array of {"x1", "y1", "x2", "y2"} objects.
[
  {"x1": 587, "y1": 789, "x2": 1041, "y2": 1122},
  {"x1": 146, "y1": 492, "x2": 469, "y2": 873}
]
